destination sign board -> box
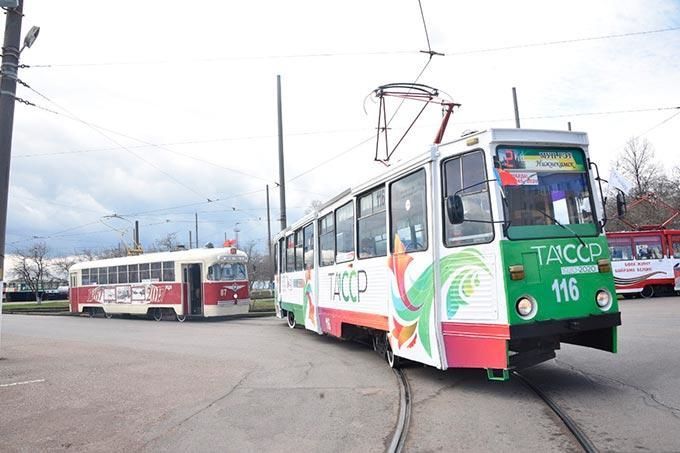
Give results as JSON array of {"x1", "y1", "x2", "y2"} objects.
[{"x1": 497, "y1": 147, "x2": 585, "y2": 172}]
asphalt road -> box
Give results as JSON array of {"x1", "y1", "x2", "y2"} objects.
[
  {"x1": 1, "y1": 297, "x2": 679, "y2": 452},
  {"x1": 0, "y1": 315, "x2": 398, "y2": 452}
]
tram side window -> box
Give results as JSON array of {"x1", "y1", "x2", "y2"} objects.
[
  {"x1": 391, "y1": 169, "x2": 428, "y2": 252},
  {"x1": 98, "y1": 267, "x2": 108, "y2": 285},
  {"x1": 90, "y1": 268, "x2": 99, "y2": 285},
  {"x1": 108, "y1": 266, "x2": 118, "y2": 284},
  {"x1": 82, "y1": 269, "x2": 90, "y2": 285},
  {"x1": 139, "y1": 263, "x2": 150, "y2": 282},
  {"x1": 150, "y1": 262, "x2": 162, "y2": 281},
  {"x1": 319, "y1": 213, "x2": 335, "y2": 267},
  {"x1": 118, "y1": 265, "x2": 128, "y2": 284},
  {"x1": 303, "y1": 223, "x2": 315, "y2": 269},
  {"x1": 442, "y1": 151, "x2": 493, "y2": 247},
  {"x1": 358, "y1": 186, "x2": 387, "y2": 259},
  {"x1": 608, "y1": 238, "x2": 633, "y2": 261},
  {"x1": 294, "y1": 229, "x2": 304, "y2": 271},
  {"x1": 286, "y1": 235, "x2": 295, "y2": 273},
  {"x1": 672, "y1": 236, "x2": 680, "y2": 258},
  {"x1": 335, "y1": 201, "x2": 355, "y2": 262},
  {"x1": 162, "y1": 261, "x2": 175, "y2": 281},
  {"x1": 128, "y1": 264, "x2": 139, "y2": 283},
  {"x1": 634, "y1": 236, "x2": 663, "y2": 260}
]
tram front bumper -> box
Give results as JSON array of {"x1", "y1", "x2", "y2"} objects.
[{"x1": 509, "y1": 312, "x2": 621, "y2": 355}]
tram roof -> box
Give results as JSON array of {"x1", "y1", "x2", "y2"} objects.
[
  {"x1": 70, "y1": 246, "x2": 247, "y2": 271},
  {"x1": 274, "y1": 127, "x2": 590, "y2": 239}
]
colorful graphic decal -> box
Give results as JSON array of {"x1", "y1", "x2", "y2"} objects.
[
  {"x1": 303, "y1": 269, "x2": 316, "y2": 327},
  {"x1": 388, "y1": 236, "x2": 491, "y2": 357}
]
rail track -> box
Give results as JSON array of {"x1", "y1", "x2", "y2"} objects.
[
  {"x1": 388, "y1": 368, "x2": 598, "y2": 453},
  {"x1": 512, "y1": 371, "x2": 598, "y2": 453},
  {"x1": 387, "y1": 368, "x2": 411, "y2": 453}
]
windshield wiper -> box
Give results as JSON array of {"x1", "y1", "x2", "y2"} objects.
[{"x1": 535, "y1": 209, "x2": 586, "y2": 247}]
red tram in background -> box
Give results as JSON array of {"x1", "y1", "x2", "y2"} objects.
[
  {"x1": 607, "y1": 229, "x2": 680, "y2": 298},
  {"x1": 69, "y1": 246, "x2": 250, "y2": 321}
]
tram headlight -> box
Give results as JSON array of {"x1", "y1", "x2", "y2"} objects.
[
  {"x1": 516, "y1": 296, "x2": 537, "y2": 319},
  {"x1": 595, "y1": 289, "x2": 612, "y2": 310}
]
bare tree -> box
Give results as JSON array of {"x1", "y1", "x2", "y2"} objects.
[
  {"x1": 52, "y1": 256, "x2": 78, "y2": 281},
  {"x1": 304, "y1": 199, "x2": 323, "y2": 215},
  {"x1": 240, "y1": 240, "x2": 274, "y2": 287},
  {"x1": 12, "y1": 242, "x2": 51, "y2": 304},
  {"x1": 146, "y1": 233, "x2": 180, "y2": 252},
  {"x1": 616, "y1": 137, "x2": 660, "y2": 197}
]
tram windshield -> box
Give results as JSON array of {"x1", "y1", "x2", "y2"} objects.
[
  {"x1": 496, "y1": 147, "x2": 598, "y2": 240},
  {"x1": 207, "y1": 262, "x2": 247, "y2": 281}
]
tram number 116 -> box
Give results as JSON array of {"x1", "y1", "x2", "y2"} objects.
[{"x1": 551, "y1": 277, "x2": 580, "y2": 303}]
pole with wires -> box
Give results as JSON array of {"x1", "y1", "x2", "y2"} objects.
[
  {"x1": 277, "y1": 75, "x2": 287, "y2": 232},
  {"x1": 195, "y1": 213, "x2": 199, "y2": 248},
  {"x1": 0, "y1": 0, "x2": 24, "y2": 355}
]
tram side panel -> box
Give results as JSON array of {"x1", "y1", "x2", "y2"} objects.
[
  {"x1": 279, "y1": 270, "x2": 305, "y2": 326},
  {"x1": 317, "y1": 256, "x2": 390, "y2": 338},
  {"x1": 436, "y1": 242, "x2": 506, "y2": 370}
]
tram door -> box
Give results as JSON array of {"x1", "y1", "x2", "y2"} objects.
[{"x1": 183, "y1": 263, "x2": 203, "y2": 316}]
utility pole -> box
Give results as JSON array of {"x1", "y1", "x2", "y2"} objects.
[
  {"x1": 266, "y1": 184, "x2": 272, "y2": 260},
  {"x1": 512, "y1": 87, "x2": 521, "y2": 128},
  {"x1": 234, "y1": 224, "x2": 240, "y2": 249},
  {"x1": 189, "y1": 230, "x2": 192, "y2": 248},
  {"x1": 0, "y1": 0, "x2": 24, "y2": 355},
  {"x1": 195, "y1": 212, "x2": 199, "y2": 248},
  {"x1": 277, "y1": 75, "x2": 287, "y2": 231},
  {"x1": 568, "y1": 121, "x2": 572, "y2": 131}
]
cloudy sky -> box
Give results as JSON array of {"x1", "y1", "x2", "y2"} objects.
[{"x1": 4, "y1": 0, "x2": 680, "y2": 256}]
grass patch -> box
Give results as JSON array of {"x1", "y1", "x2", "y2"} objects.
[
  {"x1": 250, "y1": 298, "x2": 274, "y2": 312},
  {"x1": 2, "y1": 301, "x2": 70, "y2": 311}
]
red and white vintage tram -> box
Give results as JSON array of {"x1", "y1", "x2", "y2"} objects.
[
  {"x1": 69, "y1": 246, "x2": 250, "y2": 321},
  {"x1": 607, "y1": 229, "x2": 680, "y2": 297}
]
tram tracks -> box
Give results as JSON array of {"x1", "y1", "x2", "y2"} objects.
[
  {"x1": 512, "y1": 371, "x2": 598, "y2": 453},
  {"x1": 387, "y1": 368, "x2": 411, "y2": 453},
  {"x1": 387, "y1": 368, "x2": 597, "y2": 453}
]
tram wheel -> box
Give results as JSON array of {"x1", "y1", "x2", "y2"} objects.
[
  {"x1": 153, "y1": 308, "x2": 163, "y2": 321},
  {"x1": 384, "y1": 333, "x2": 402, "y2": 369},
  {"x1": 176, "y1": 313, "x2": 186, "y2": 323},
  {"x1": 641, "y1": 286, "x2": 655, "y2": 299},
  {"x1": 104, "y1": 311, "x2": 113, "y2": 319},
  {"x1": 286, "y1": 311, "x2": 296, "y2": 329}
]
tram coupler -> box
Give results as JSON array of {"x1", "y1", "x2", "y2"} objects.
[{"x1": 486, "y1": 368, "x2": 510, "y2": 381}]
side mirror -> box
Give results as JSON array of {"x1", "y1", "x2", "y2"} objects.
[
  {"x1": 616, "y1": 192, "x2": 627, "y2": 217},
  {"x1": 446, "y1": 195, "x2": 465, "y2": 224}
]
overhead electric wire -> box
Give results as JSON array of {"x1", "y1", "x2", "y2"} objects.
[
  {"x1": 17, "y1": 81, "x2": 271, "y2": 186},
  {"x1": 417, "y1": 0, "x2": 432, "y2": 54},
  {"x1": 12, "y1": 126, "x2": 372, "y2": 159},
  {"x1": 17, "y1": 81, "x2": 216, "y2": 201},
  {"x1": 26, "y1": 49, "x2": 417, "y2": 69},
  {"x1": 444, "y1": 26, "x2": 680, "y2": 56},
  {"x1": 22, "y1": 26, "x2": 680, "y2": 70}
]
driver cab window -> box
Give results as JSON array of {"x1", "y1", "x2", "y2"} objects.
[{"x1": 442, "y1": 150, "x2": 493, "y2": 247}]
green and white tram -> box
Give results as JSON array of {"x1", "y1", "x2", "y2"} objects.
[{"x1": 274, "y1": 127, "x2": 620, "y2": 380}]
